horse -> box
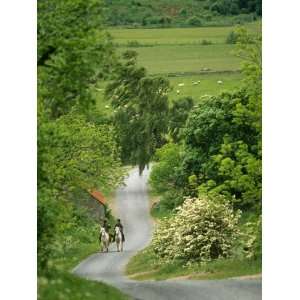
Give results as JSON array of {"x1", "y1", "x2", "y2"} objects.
[
  {"x1": 115, "y1": 226, "x2": 123, "y2": 252},
  {"x1": 99, "y1": 227, "x2": 110, "y2": 252}
]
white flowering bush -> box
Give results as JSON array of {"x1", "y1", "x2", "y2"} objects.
[{"x1": 152, "y1": 194, "x2": 241, "y2": 264}]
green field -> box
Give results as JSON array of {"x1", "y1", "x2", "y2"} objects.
[
  {"x1": 118, "y1": 44, "x2": 241, "y2": 75},
  {"x1": 109, "y1": 22, "x2": 261, "y2": 46},
  {"x1": 106, "y1": 22, "x2": 260, "y2": 100},
  {"x1": 168, "y1": 72, "x2": 243, "y2": 101}
]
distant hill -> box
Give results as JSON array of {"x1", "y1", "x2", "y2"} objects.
[{"x1": 102, "y1": 0, "x2": 261, "y2": 28}]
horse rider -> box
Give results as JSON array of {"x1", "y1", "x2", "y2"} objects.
[
  {"x1": 114, "y1": 218, "x2": 125, "y2": 242},
  {"x1": 99, "y1": 219, "x2": 111, "y2": 242}
]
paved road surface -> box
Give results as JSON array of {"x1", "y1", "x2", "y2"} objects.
[{"x1": 73, "y1": 167, "x2": 262, "y2": 300}]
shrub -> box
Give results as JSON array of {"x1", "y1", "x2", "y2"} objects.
[
  {"x1": 226, "y1": 30, "x2": 240, "y2": 44},
  {"x1": 150, "y1": 143, "x2": 182, "y2": 194},
  {"x1": 152, "y1": 189, "x2": 185, "y2": 216},
  {"x1": 127, "y1": 40, "x2": 141, "y2": 47},
  {"x1": 201, "y1": 39, "x2": 213, "y2": 45},
  {"x1": 187, "y1": 16, "x2": 203, "y2": 27},
  {"x1": 152, "y1": 194, "x2": 241, "y2": 264},
  {"x1": 241, "y1": 215, "x2": 262, "y2": 259},
  {"x1": 179, "y1": 8, "x2": 188, "y2": 17}
]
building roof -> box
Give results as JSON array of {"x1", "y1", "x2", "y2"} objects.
[{"x1": 90, "y1": 190, "x2": 106, "y2": 206}]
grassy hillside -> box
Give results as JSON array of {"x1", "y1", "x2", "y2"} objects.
[
  {"x1": 110, "y1": 22, "x2": 261, "y2": 45},
  {"x1": 106, "y1": 21, "x2": 261, "y2": 102},
  {"x1": 120, "y1": 44, "x2": 240, "y2": 74},
  {"x1": 103, "y1": 0, "x2": 261, "y2": 28}
]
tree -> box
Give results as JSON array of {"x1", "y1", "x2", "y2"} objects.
[
  {"x1": 105, "y1": 51, "x2": 170, "y2": 173},
  {"x1": 37, "y1": 104, "x2": 125, "y2": 269},
  {"x1": 37, "y1": 0, "x2": 127, "y2": 277},
  {"x1": 180, "y1": 29, "x2": 262, "y2": 211},
  {"x1": 38, "y1": 109, "x2": 124, "y2": 195},
  {"x1": 38, "y1": 0, "x2": 115, "y2": 118},
  {"x1": 187, "y1": 16, "x2": 203, "y2": 27},
  {"x1": 168, "y1": 97, "x2": 194, "y2": 143},
  {"x1": 150, "y1": 143, "x2": 182, "y2": 194}
]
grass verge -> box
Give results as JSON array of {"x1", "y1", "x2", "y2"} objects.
[
  {"x1": 38, "y1": 270, "x2": 130, "y2": 300},
  {"x1": 38, "y1": 226, "x2": 130, "y2": 300},
  {"x1": 126, "y1": 246, "x2": 261, "y2": 281}
]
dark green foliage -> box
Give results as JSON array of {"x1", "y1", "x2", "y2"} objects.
[
  {"x1": 187, "y1": 16, "x2": 203, "y2": 26},
  {"x1": 102, "y1": 0, "x2": 261, "y2": 28},
  {"x1": 150, "y1": 143, "x2": 183, "y2": 194},
  {"x1": 210, "y1": 0, "x2": 261, "y2": 16},
  {"x1": 168, "y1": 97, "x2": 194, "y2": 143},
  {"x1": 226, "y1": 30, "x2": 240, "y2": 44},
  {"x1": 181, "y1": 29, "x2": 261, "y2": 211},
  {"x1": 149, "y1": 143, "x2": 186, "y2": 216},
  {"x1": 201, "y1": 39, "x2": 213, "y2": 45},
  {"x1": 105, "y1": 51, "x2": 170, "y2": 173},
  {"x1": 149, "y1": 29, "x2": 261, "y2": 213},
  {"x1": 38, "y1": 0, "x2": 115, "y2": 118}
]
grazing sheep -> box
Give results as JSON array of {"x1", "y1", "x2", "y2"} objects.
[
  {"x1": 192, "y1": 82, "x2": 199, "y2": 85},
  {"x1": 105, "y1": 105, "x2": 109, "y2": 109},
  {"x1": 178, "y1": 83, "x2": 185, "y2": 87},
  {"x1": 96, "y1": 88, "x2": 104, "y2": 92},
  {"x1": 176, "y1": 90, "x2": 180, "y2": 95},
  {"x1": 217, "y1": 80, "x2": 223, "y2": 84}
]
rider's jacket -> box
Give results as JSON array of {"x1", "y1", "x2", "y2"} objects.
[{"x1": 114, "y1": 223, "x2": 123, "y2": 232}]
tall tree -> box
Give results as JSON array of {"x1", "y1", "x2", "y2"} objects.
[
  {"x1": 38, "y1": 0, "x2": 115, "y2": 118},
  {"x1": 105, "y1": 51, "x2": 170, "y2": 173}
]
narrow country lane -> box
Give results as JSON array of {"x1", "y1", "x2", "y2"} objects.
[{"x1": 73, "y1": 167, "x2": 262, "y2": 300}]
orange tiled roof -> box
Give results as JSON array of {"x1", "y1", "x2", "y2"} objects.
[{"x1": 90, "y1": 190, "x2": 106, "y2": 206}]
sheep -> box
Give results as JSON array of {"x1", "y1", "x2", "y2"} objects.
[
  {"x1": 217, "y1": 80, "x2": 223, "y2": 84},
  {"x1": 192, "y1": 82, "x2": 199, "y2": 85},
  {"x1": 178, "y1": 83, "x2": 185, "y2": 87},
  {"x1": 105, "y1": 105, "x2": 110, "y2": 109},
  {"x1": 176, "y1": 90, "x2": 180, "y2": 95}
]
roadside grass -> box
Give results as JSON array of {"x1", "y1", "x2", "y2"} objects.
[
  {"x1": 38, "y1": 270, "x2": 130, "y2": 300},
  {"x1": 131, "y1": 192, "x2": 261, "y2": 282},
  {"x1": 38, "y1": 212, "x2": 131, "y2": 300},
  {"x1": 38, "y1": 241, "x2": 131, "y2": 300},
  {"x1": 108, "y1": 22, "x2": 261, "y2": 46},
  {"x1": 126, "y1": 246, "x2": 261, "y2": 281}
]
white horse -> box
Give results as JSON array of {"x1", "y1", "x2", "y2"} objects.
[
  {"x1": 100, "y1": 227, "x2": 110, "y2": 252},
  {"x1": 115, "y1": 226, "x2": 123, "y2": 252}
]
